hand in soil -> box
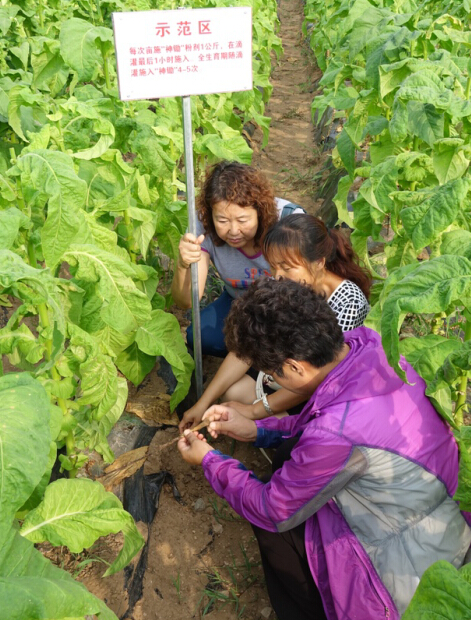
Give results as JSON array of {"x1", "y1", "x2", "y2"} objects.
[
  {"x1": 177, "y1": 430, "x2": 214, "y2": 465},
  {"x1": 203, "y1": 404, "x2": 258, "y2": 442}
]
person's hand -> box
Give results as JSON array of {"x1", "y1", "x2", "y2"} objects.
[
  {"x1": 179, "y1": 401, "x2": 207, "y2": 433},
  {"x1": 203, "y1": 405, "x2": 257, "y2": 442},
  {"x1": 177, "y1": 430, "x2": 214, "y2": 465},
  {"x1": 221, "y1": 400, "x2": 257, "y2": 420},
  {"x1": 178, "y1": 233, "x2": 205, "y2": 269}
]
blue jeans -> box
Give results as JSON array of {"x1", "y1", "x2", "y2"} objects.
[{"x1": 186, "y1": 289, "x2": 234, "y2": 357}]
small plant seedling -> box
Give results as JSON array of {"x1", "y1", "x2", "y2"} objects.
[
  {"x1": 171, "y1": 572, "x2": 182, "y2": 603},
  {"x1": 210, "y1": 498, "x2": 242, "y2": 524},
  {"x1": 196, "y1": 544, "x2": 261, "y2": 618}
]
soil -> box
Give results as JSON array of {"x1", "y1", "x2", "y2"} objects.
[
  {"x1": 61, "y1": 0, "x2": 325, "y2": 618},
  {"x1": 250, "y1": 3, "x2": 324, "y2": 215}
]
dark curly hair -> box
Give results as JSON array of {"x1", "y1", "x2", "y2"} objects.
[
  {"x1": 263, "y1": 214, "x2": 372, "y2": 298},
  {"x1": 197, "y1": 161, "x2": 278, "y2": 247},
  {"x1": 224, "y1": 278, "x2": 344, "y2": 376}
]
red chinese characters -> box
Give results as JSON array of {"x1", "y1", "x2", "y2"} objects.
[
  {"x1": 153, "y1": 20, "x2": 212, "y2": 37},
  {"x1": 155, "y1": 23, "x2": 170, "y2": 37},
  {"x1": 177, "y1": 21, "x2": 191, "y2": 36}
]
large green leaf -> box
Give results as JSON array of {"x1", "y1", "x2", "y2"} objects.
[
  {"x1": 135, "y1": 309, "x2": 194, "y2": 410},
  {"x1": 59, "y1": 18, "x2": 113, "y2": 82},
  {"x1": 0, "y1": 207, "x2": 30, "y2": 250},
  {"x1": 10, "y1": 150, "x2": 87, "y2": 267},
  {"x1": 7, "y1": 86, "x2": 48, "y2": 143},
  {"x1": 336, "y1": 128, "x2": 355, "y2": 178},
  {"x1": 31, "y1": 38, "x2": 69, "y2": 97},
  {"x1": 441, "y1": 230, "x2": 471, "y2": 260},
  {"x1": 77, "y1": 353, "x2": 118, "y2": 421},
  {"x1": 0, "y1": 323, "x2": 45, "y2": 365},
  {"x1": 115, "y1": 340, "x2": 156, "y2": 386},
  {"x1": 0, "y1": 251, "x2": 66, "y2": 372},
  {"x1": 406, "y1": 101, "x2": 444, "y2": 147},
  {"x1": 194, "y1": 132, "x2": 253, "y2": 164},
  {"x1": 333, "y1": 174, "x2": 353, "y2": 225},
  {"x1": 62, "y1": 244, "x2": 152, "y2": 334},
  {"x1": 403, "y1": 561, "x2": 471, "y2": 620},
  {"x1": 380, "y1": 255, "x2": 471, "y2": 381},
  {"x1": 20, "y1": 478, "x2": 144, "y2": 577},
  {"x1": 75, "y1": 377, "x2": 128, "y2": 463},
  {"x1": 453, "y1": 426, "x2": 471, "y2": 512},
  {"x1": 62, "y1": 100, "x2": 116, "y2": 161},
  {"x1": 0, "y1": 373, "x2": 50, "y2": 535},
  {"x1": 433, "y1": 138, "x2": 470, "y2": 185},
  {"x1": 400, "y1": 178, "x2": 470, "y2": 251},
  {"x1": 0, "y1": 528, "x2": 117, "y2": 620},
  {"x1": 399, "y1": 334, "x2": 462, "y2": 383},
  {"x1": 384, "y1": 235, "x2": 417, "y2": 272},
  {"x1": 426, "y1": 340, "x2": 471, "y2": 424}
]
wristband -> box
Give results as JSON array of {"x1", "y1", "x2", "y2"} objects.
[{"x1": 261, "y1": 392, "x2": 273, "y2": 415}]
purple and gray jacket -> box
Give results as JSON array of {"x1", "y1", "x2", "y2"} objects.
[{"x1": 202, "y1": 327, "x2": 471, "y2": 619}]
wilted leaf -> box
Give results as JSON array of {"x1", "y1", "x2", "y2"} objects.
[{"x1": 98, "y1": 446, "x2": 149, "y2": 490}]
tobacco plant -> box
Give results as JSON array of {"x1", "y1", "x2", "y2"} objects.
[
  {"x1": 0, "y1": 372, "x2": 144, "y2": 620},
  {"x1": 305, "y1": 0, "x2": 471, "y2": 613},
  {"x1": 0, "y1": 0, "x2": 281, "y2": 475}
]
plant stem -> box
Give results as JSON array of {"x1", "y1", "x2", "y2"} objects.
[
  {"x1": 54, "y1": 111, "x2": 66, "y2": 153},
  {"x1": 96, "y1": 0, "x2": 103, "y2": 22},
  {"x1": 101, "y1": 44, "x2": 111, "y2": 90},
  {"x1": 27, "y1": 238, "x2": 37, "y2": 268},
  {"x1": 38, "y1": 0, "x2": 44, "y2": 29},
  {"x1": 455, "y1": 318, "x2": 471, "y2": 427},
  {"x1": 10, "y1": 147, "x2": 29, "y2": 217},
  {"x1": 123, "y1": 210, "x2": 137, "y2": 263},
  {"x1": 466, "y1": 77, "x2": 471, "y2": 101},
  {"x1": 39, "y1": 300, "x2": 78, "y2": 475}
]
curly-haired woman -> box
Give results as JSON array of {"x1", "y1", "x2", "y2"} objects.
[
  {"x1": 178, "y1": 279, "x2": 471, "y2": 620},
  {"x1": 171, "y1": 160, "x2": 304, "y2": 357},
  {"x1": 179, "y1": 213, "x2": 372, "y2": 432}
]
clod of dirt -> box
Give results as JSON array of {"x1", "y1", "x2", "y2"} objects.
[{"x1": 193, "y1": 498, "x2": 206, "y2": 512}]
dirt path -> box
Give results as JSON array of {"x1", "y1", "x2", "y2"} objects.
[
  {"x1": 76, "y1": 2, "x2": 321, "y2": 619},
  {"x1": 252, "y1": 0, "x2": 323, "y2": 214}
]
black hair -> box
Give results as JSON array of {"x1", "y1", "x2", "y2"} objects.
[
  {"x1": 224, "y1": 277, "x2": 344, "y2": 375},
  {"x1": 263, "y1": 214, "x2": 372, "y2": 298}
]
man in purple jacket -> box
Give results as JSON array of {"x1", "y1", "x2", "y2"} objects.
[{"x1": 178, "y1": 278, "x2": 471, "y2": 620}]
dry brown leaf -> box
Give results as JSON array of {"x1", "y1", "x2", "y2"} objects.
[
  {"x1": 97, "y1": 446, "x2": 149, "y2": 490},
  {"x1": 125, "y1": 393, "x2": 179, "y2": 427}
]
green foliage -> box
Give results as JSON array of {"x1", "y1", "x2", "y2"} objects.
[
  {"x1": 402, "y1": 561, "x2": 471, "y2": 620},
  {"x1": 0, "y1": 0, "x2": 280, "y2": 477},
  {"x1": 305, "y1": 0, "x2": 471, "y2": 611},
  {"x1": 305, "y1": 0, "x2": 471, "y2": 441},
  {"x1": 0, "y1": 372, "x2": 144, "y2": 620},
  {"x1": 20, "y1": 478, "x2": 144, "y2": 576}
]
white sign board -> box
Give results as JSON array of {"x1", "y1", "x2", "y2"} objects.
[{"x1": 113, "y1": 7, "x2": 253, "y2": 101}]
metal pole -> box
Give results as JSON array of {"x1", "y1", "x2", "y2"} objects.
[{"x1": 181, "y1": 95, "x2": 203, "y2": 399}]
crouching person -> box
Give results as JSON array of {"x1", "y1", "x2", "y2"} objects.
[{"x1": 177, "y1": 278, "x2": 471, "y2": 620}]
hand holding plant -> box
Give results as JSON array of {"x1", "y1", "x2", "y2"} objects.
[
  {"x1": 203, "y1": 404, "x2": 258, "y2": 442},
  {"x1": 177, "y1": 430, "x2": 213, "y2": 465}
]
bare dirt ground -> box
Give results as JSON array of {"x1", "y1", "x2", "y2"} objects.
[
  {"x1": 251, "y1": 1, "x2": 323, "y2": 215},
  {"x1": 68, "y1": 1, "x2": 325, "y2": 618}
]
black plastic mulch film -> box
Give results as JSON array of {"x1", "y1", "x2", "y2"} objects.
[{"x1": 120, "y1": 426, "x2": 183, "y2": 620}]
